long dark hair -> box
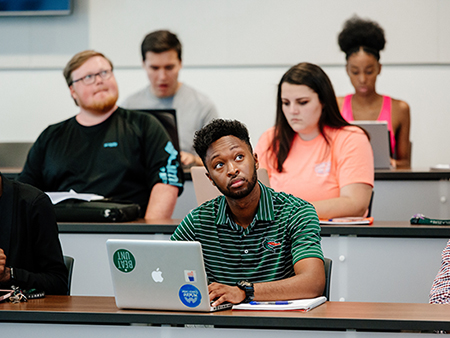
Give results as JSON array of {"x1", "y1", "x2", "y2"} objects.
[{"x1": 270, "y1": 62, "x2": 356, "y2": 172}]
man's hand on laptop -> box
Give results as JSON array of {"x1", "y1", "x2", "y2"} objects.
[{"x1": 208, "y1": 282, "x2": 245, "y2": 306}]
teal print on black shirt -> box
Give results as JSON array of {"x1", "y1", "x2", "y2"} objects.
[{"x1": 159, "y1": 141, "x2": 182, "y2": 187}]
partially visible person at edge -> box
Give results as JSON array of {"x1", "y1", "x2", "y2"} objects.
[
  {"x1": 171, "y1": 119, "x2": 325, "y2": 306},
  {"x1": 122, "y1": 30, "x2": 218, "y2": 167},
  {"x1": 255, "y1": 63, "x2": 374, "y2": 220},
  {"x1": 337, "y1": 15, "x2": 411, "y2": 168},
  {"x1": 18, "y1": 50, "x2": 183, "y2": 220},
  {"x1": 0, "y1": 173, "x2": 68, "y2": 295},
  {"x1": 430, "y1": 239, "x2": 450, "y2": 304}
]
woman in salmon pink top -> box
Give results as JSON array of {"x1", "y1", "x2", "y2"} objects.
[
  {"x1": 255, "y1": 63, "x2": 374, "y2": 219},
  {"x1": 337, "y1": 16, "x2": 411, "y2": 168}
]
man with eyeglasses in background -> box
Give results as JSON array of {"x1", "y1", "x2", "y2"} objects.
[{"x1": 19, "y1": 50, "x2": 183, "y2": 220}]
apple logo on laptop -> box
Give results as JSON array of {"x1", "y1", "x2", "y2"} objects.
[{"x1": 151, "y1": 268, "x2": 164, "y2": 282}]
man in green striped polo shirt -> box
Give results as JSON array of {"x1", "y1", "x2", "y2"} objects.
[{"x1": 171, "y1": 119, "x2": 324, "y2": 306}]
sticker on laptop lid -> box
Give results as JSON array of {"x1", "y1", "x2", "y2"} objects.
[
  {"x1": 179, "y1": 284, "x2": 202, "y2": 308},
  {"x1": 184, "y1": 270, "x2": 197, "y2": 282},
  {"x1": 113, "y1": 249, "x2": 136, "y2": 273}
]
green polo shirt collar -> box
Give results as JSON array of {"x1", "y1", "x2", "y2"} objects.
[{"x1": 214, "y1": 181, "x2": 275, "y2": 226}]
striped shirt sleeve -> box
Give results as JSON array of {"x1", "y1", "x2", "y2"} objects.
[
  {"x1": 171, "y1": 212, "x2": 196, "y2": 241},
  {"x1": 288, "y1": 200, "x2": 324, "y2": 264},
  {"x1": 430, "y1": 239, "x2": 450, "y2": 304}
]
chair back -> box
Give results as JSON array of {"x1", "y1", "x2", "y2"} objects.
[
  {"x1": 190, "y1": 166, "x2": 270, "y2": 206},
  {"x1": 63, "y1": 255, "x2": 75, "y2": 295},
  {"x1": 323, "y1": 257, "x2": 332, "y2": 300},
  {"x1": 0, "y1": 142, "x2": 33, "y2": 168},
  {"x1": 367, "y1": 190, "x2": 374, "y2": 217}
]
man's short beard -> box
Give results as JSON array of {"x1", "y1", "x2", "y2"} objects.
[
  {"x1": 213, "y1": 164, "x2": 258, "y2": 200},
  {"x1": 81, "y1": 93, "x2": 118, "y2": 113}
]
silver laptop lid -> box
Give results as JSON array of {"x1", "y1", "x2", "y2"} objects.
[
  {"x1": 351, "y1": 121, "x2": 391, "y2": 169},
  {"x1": 106, "y1": 239, "x2": 217, "y2": 312}
]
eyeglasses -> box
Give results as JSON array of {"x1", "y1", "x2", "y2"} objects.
[{"x1": 71, "y1": 69, "x2": 113, "y2": 85}]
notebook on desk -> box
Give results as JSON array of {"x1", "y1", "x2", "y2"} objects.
[
  {"x1": 351, "y1": 121, "x2": 391, "y2": 169},
  {"x1": 106, "y1": 239, "x2": 232, "y2": 312}
]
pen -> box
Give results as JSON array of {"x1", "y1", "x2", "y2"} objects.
[{"x1": 249, "y1": 301, "x2": 291, "y2": 305}]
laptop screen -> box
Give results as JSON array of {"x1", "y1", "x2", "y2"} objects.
[
  {"x1": 133, "y1": 109, "x2": 181, "y2": 155},
  {"x1": 351, "y1": 121, "x2": 391, "y2": 169}
]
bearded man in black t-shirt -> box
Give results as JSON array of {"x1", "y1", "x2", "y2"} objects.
[{"x1": 19, "y1": 50, "x2": 183, "y2": 220}]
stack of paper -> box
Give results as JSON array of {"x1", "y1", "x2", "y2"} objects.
[
  {"x1": 430, "y1": 164, "x2": 450, "y2": 171},
  {"x1": 232, "y1": 296, "x2": 326, "y2": 311},
  {"x1": 319, "y1": 217, "x2": 373, "y2": 225},
  {"x1": 45, "y1": 189, "x2": 104, "y2": 205}
]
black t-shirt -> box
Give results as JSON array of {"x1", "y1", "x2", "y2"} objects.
[
  {"x1": 0, "y1": 174, "x2": 68, "y2": 295},
  {"x1": 19, "y1": 108, "x2": 183, "y2": 212}
]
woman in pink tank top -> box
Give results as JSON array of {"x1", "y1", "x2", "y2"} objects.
[{"x1": 336, "y1": 16, "x2": 411, "y2": 168}]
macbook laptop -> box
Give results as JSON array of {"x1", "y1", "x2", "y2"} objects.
[
  {"x1": 351, "y1": 121, "x2": 391, "y2": 169},
  {"x1": 106, "y1": 239, "x2": 232, "y2": 312}
]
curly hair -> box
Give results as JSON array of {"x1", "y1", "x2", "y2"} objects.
[
  {"x1": 338, "y1": 15, "x2": 386, "y2": 60},
  {"x1": 193, "y1": 119, "x2": 253, "y2": 165}
]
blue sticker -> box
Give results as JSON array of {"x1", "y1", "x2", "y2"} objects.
[{"x1": 179, "y1": 284, "x2": 202, "y2": 308}]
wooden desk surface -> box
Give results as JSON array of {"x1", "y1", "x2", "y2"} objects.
[
  {"x1": 320, "y1": 220, "x2": 450, "y2": 238},
  {"x1": 57, "y1": 219, "x2": 450, "y2": 238},
  {"x1": 1, "y1": 296, "x2": 450, "y2": 331}
]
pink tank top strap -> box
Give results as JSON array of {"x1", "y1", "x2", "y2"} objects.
[
  {"x1": 340, "y1": 94, "x2": 354, "y2": 121},
  {"x1": 378, "y1": 96, "x2": 396, "y2": 155}
]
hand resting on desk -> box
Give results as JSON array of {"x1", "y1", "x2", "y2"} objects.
[{"x1": 209, "y1": 257, "x2": 325, "y2": 307}]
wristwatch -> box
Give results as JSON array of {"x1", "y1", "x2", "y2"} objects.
[{"x1": 236, "y1": 280, "x2": 254, "y2": 303}]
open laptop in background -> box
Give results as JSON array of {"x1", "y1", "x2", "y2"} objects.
[
  {"x1": 106, "y1": 239, "x2": 232, "y2": 312},
  {"x1": 351, "y1": 121, "x2": 391, "y2": 169},
  {"x1": 133, "y1": 109, "x2": 181, "y2": 155}
]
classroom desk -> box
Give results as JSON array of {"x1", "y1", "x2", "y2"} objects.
[
  {"x1": 372, "y1": 168, "x2": 450, "y2": 221},
  {"x1": 3, "y1": 167, "x2": 450, "y2": 220},
  {"x1": 176, "y1": 168, "x2": 450, "y2": 220},
  {"x1": 1, "y1": 296, "x2": 450, "y2": 337},
  {"x1": 0, "y1": 167, "x2": 23, "y2": 179},
  {"x1": 58, "y1": 220, "x2": 449, "y2": 303}
]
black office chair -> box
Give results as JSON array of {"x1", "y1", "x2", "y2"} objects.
[
  {"x1": 63, "y1": 255, "x2": 75, "y2": 295},
  {"x1": 323, "y1": 258, "x2": 332, "y2": 300}
]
